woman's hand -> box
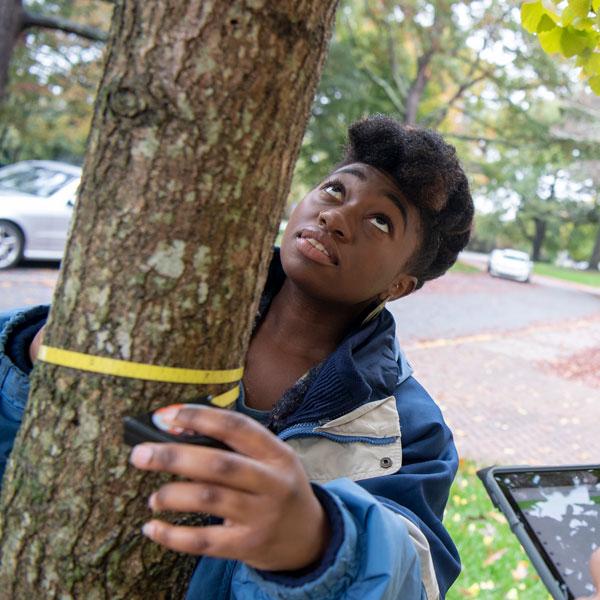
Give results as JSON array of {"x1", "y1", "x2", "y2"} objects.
[
  {"x1": 29, "y1": 325, "x2": 45, "y2": 363},
  {"x1": 576, "y1": 549, "x2": 600, "y2": 600},
  {"x1": 129, "y1": 405, "x2": 331, "y2": 572}
]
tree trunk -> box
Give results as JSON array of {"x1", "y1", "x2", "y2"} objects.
[
  {"x1": 0, "y1": 0, "x2": 338, "y2": 598},
  {"x1": 404, "y1": 49, "x2": 433, "y2": 126},
  {"x1": 531, "y1": 217, "x2": 547, "y2": 262},
  {"x1": 587, "y1": 223, "x2": 600, "y2": 271},
  {"x1": 0, "y1": 0, "x2": 24, "y2": 100}
]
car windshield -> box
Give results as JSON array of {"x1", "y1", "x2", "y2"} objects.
[
  {"x1": 0, "y1": 166, "x2": 76, "y2": 197},
  {"x1": 504, "y1": 254, "x2": 528, "y2": 262}
]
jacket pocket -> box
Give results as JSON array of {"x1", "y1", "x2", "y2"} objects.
[{"x1": 284, "y1": 396, "x2": 403, "y2": 483}]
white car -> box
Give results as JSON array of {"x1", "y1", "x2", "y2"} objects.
[
  {"x1": 487, "y1": 249, "x2": 533, "y2": 283},
  {"x1": 0, "y1": 160, "x2": 81, "y2": 269}
]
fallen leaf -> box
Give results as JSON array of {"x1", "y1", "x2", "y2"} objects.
[
  {"x1": 487, "y1": 511, "x2": 508, "y2": 524},
  {"x1": 511, "y1": 561, "x2": 529, "y2": 580},
  {"x1": 461, "y1": 582, "x2": 480, "y2": 597},
  {"x1": 483, "y1": 548, "x2": 508, "y2": 566}
]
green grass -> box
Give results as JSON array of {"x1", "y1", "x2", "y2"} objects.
[
  {"x1": 444, "y1": 462, "x2": 551, "y2": 599},
  {"x1": 450, "y1": 261, "x2": 481, "y2": 274},
  {"x1": 533, "y1": 263, "x2": 600, "y2": 287}
]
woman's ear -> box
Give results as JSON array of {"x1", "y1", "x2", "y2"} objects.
[{"x1": 386, "y1": 274, "x2": 418, "y2": 301}]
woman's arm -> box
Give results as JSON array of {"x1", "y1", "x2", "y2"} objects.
[
  {"x1": 131, "y1": 405, "x2": 436, "y2": 600},
  {"x1": 130, "y1": 405, "x2": 332, "y2": 572}
]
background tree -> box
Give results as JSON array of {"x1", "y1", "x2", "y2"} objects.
[
  {"x1": 0, "y1": 0, "x2": 110, "y2": 164},
  {"x1": 476, "y1": 86, "x2": 600, "y2": 266},
  {"x1": 0, "y1": 0, "x2": 339, "y2": 597},
  {"x1": 0, "y1": 0, "x2": 107, "y2": 100},
  {"x1": 557, "y1": 92, "x2": 600, "y2": 269},
  {"x1": 294, "y1": 0, "x2": 576, "y2": 190}
]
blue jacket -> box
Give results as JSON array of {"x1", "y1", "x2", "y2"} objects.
[{"x1": 0, "y1": 265, "x2": 460, "y2": 599}]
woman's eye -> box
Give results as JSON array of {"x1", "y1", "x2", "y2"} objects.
[
  {"x1": 323, "y1": 184, "x2": 344, "y2": 201},
  {"x1": 369, "y1": 216, "x2": 390, "y2": 233}
]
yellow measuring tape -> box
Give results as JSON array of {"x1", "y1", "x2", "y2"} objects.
[{"x1": 38, "y1": 345, "x2": 242, "y2": 408}]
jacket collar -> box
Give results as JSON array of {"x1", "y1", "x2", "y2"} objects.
[{"x1": 259, "y1": 250, "x2": 412, "y2": 429}]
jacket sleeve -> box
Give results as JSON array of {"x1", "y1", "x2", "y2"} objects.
[
  {"x1": 0, "y1": 305, "x2": 49, "y2": 483},
  {"x1": 232, "y1": 479, "x2": 425, "y2": 600},
  {"x1": 233, "y1": 376, "x2": 458, "y2": 600}
]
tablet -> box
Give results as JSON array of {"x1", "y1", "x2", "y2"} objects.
[{"x1": 478, "y1": 464, "x2": 600, "y2": 600}]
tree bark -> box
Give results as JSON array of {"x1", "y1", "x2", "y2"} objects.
[
  {"x1": 0, "y1": 0, "x2": 24, "y2": 100},
  {"x1": 0, "y1": 0, "x2": 338, "y2": 598}
]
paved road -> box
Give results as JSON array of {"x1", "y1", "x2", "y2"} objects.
[
  {"x1": 389, "y1": 273, "x2": 600, "y2": 344},
  {"x1": 2, "y1": 262, "x2": 599, "y2": 466},
  {"x1": 0, "y1": 262, "x2": 59, "y2": 312},
  {"x1": 388, "y1": 272, "x2": 600, "y2": 466}
]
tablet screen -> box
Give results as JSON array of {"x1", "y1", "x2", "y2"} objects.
[{"x1": 495, "y1": 468, "x2": 600, "y2": 598}]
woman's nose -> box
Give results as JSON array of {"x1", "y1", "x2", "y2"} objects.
[{"x1": 318, "y1": 208, "x2": 353, "y2": 241}]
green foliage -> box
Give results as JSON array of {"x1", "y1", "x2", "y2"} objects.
[
  {"x1": 297, "y1": 0, "x2": 525, "y2": 183},
  {"x1": 469, "y1": 212, "x2": 531, "y2": 254},
  {"x1": 296, "y1": 0, "x2": 579, "y2": 190},
  {"x1": 445, "y1": 462, "x2": 550, "y2": 599},
  {"x1": 521, "y1": 0, "x2": 600, "y2": 94}
]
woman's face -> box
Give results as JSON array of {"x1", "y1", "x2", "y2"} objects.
[{"x1": 281, "y1": 162, "x2": 422, "y2": 307}]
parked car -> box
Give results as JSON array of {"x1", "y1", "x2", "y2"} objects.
[
  {"x1": 487, "y1": 249, "x2": 533, "y2": 283},
  {"x1": 0, "y1": 160, "x2": 81, "y2": 269}
]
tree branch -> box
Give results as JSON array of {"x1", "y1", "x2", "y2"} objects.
[
  {"x1": 383, "y1": 20, "x2": 408, "y2": 100},
  {"x1": 361, "y1": 3, "x2": 408, "y2": 102},
  {"x1": 404, "y1": 48, "x2": 434, "y2": 126},
  {"x1": 21, "y1": 11, "x2": 108, "y2": 42},
  {"x1": 404, "y1": 2, "x2": 448, "y2": 125},
  {"x1": 362, "y1": 68, "x2": 406, "y2": 116},
  {"x1": 342, "y1": 11, "x2": 405, "y2": 118},
  {"x1": 426, "y1": 69, "x2": 493, "y2": 128}
]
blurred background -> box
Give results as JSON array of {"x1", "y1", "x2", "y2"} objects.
[{"x1": 0, "y1": 1, "x2": 599, "y2": 597}]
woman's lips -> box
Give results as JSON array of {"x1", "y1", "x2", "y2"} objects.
[{"x1": 295, "y1": 236, "x2": 337, "y2": 266}]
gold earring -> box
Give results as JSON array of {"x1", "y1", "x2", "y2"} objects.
[{"x1": 361, "y1": 297, "x2": 390, "y2": 326}]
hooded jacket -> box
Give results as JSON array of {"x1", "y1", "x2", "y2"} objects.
[{"x1": 0, "y1": 256, "x2": 460, "y2": 599}]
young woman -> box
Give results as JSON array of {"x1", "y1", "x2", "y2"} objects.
[{"x1": 0, "y1": 116, "x2": 474, "y2": 599}]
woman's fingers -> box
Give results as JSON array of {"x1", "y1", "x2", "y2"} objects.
[
  {"x1": 165, "y1": 405, "x2": 296, "y2": 463},
  {"x1": 149, "y1": 481, "x2": 257, "y2": 521},
  {"x1": 142, "y1": 520, "x2": 249, "y2": 559},
  {"x1": 575, "y1": 549, "x2": 600, "y2": 600},
  {"x1": 29, "y1": 325, "x2": 45, "y2": 362},
  {"x1": 589, "y1": 548, "x2": 600, "y2": 598},
  {"x1": 130, "y1": 443, "x2": 275, "y2": 494}
]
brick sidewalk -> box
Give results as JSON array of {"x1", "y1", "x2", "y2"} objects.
[{"x1": 406, "y1": 313, "x2": 600, "y2": 466}]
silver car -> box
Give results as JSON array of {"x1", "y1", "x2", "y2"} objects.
[
  {"x1": 487, "y1": 248, "x2": 533, "y2": 283},
  {"x1": 0, "y1": 160, "x2": 81, "y2": 269}
]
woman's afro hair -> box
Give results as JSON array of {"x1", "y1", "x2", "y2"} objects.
[{"x1": 339, "y1": 115, "x2": 474, "y2": 289}]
